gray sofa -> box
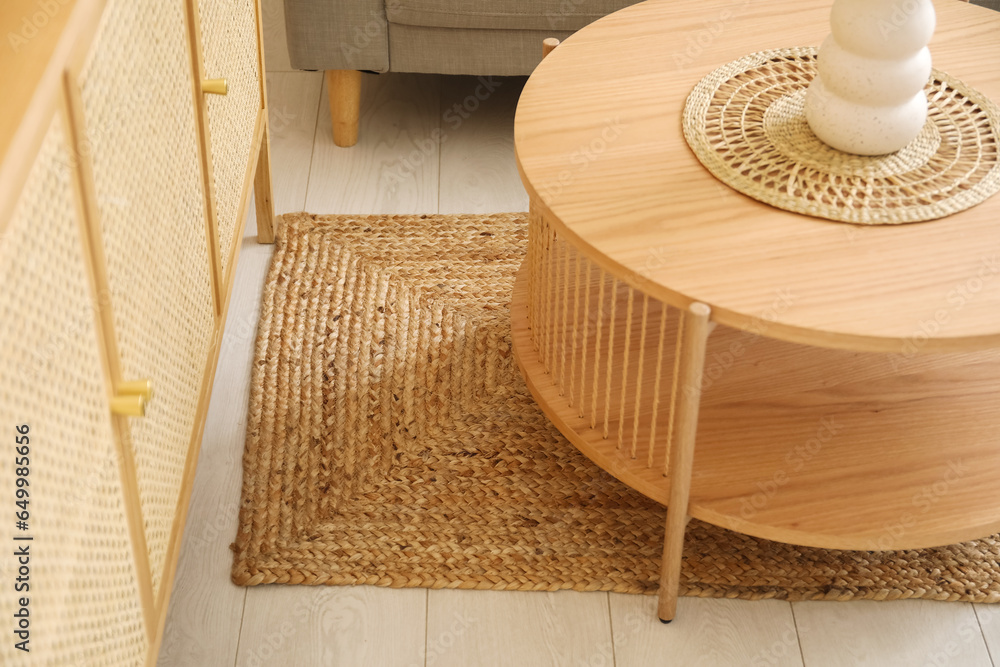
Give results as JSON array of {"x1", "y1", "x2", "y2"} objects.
[
  {"x1": 284, "y1": 0, "x2": 642, "y2": 145},
  {"x1": 284, "y1": 0, "x2": 1000, "y2": 147}
]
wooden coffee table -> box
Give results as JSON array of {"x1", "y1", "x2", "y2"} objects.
[{"x1": 511, "y1": 0, "x2": 1000, "y2": 622}]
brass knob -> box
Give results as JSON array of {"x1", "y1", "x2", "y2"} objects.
[
  {"x1": 202, "y1": 78, "x2": 228, "y2": 95},
  {"x1": 110, "y1": 394, "x2": 146, "y2": 417},
  {"x1": 118, "y1": 378, "x2": 153, "y2": 402}
]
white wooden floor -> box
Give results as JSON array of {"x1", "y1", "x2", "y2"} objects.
[{"x1": 158, "y1": 47, "x2": 1000, "y2": 667}]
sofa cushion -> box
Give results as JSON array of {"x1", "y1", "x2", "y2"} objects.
[
  {"x1": 285, "y1": 0, "x2": 389, "y2": 71},
  {"x1": 385, "y1": 0, "x2": 642, "y2": 32}
]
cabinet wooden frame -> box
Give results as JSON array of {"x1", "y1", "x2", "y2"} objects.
[
  {"x1": 0, "y1": 0, "x2": 273, "y2": 662},
  {"x1": 60, "y1": 70, "x2": 158, "y2": 642},
  {"x1": 149, "y1": 105, "x2": 273, "y2": 662},
  {"x1": 183, "y1": 0, "x2": 226, "y2": 317}
]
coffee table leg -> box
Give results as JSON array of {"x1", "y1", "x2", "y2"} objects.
[{"x1": 658, "y1": 302, "x2": 713, "y2": 623}]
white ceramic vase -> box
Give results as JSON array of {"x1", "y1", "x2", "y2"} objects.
[{"x1": 805, "y1": 0, "x2": 936, "y2": 155}]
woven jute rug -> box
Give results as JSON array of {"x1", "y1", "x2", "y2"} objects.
[{"x1": 231, "y1": 212, "x2": 1000, "y2": 602}]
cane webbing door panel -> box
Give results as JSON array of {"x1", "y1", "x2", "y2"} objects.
[
  {"x1": 0, "y1": 118, "x2": 148, "y2": 665},
  {"x1": 198, "y1": 0, "x2": 262, "y2": 280},
  {"x1": 1, "y1": 0, "x2": 270, "y2": 658},
  {"x1": 78, "y1": 0, "x2": 216, "y2": 603}
]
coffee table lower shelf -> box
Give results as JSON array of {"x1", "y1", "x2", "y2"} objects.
[{"x1": 510, "y1": 264, "x2": 1000, "y2": 554}]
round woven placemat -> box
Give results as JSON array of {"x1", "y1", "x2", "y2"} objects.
[
  {"x1": 682, "y1": 47, "x2": 1000, "y2": 224},
  {"x1": 232, "y1": 212, "x2": 1000, "y2": 603}
]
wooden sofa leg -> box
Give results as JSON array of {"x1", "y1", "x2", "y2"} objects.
[{"x1": 325, "y1": 70, "x2": 362, "y2": 147}]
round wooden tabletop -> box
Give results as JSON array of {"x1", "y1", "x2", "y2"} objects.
[{"x1": 514, "y1": 0, "x2": 1000, "y2": 353}]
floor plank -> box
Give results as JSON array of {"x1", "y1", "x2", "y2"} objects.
[
  {"x1": 433, "y1": 73, "x2": 624, "y2": 667},
  {"x1": 235, "y1": 70, "x2": 434, "y2": 666},
  {"x1": 438, "y1": 75, "x2": 529, "y2": 215},
  {"x1": 157, "y1": 203, "x2": 270, "y2": 667},
  {"x1": 237, "y1": 586, "x2": 427, "y2": 667},
  {"x1": 794, "y1": 600, "x2": 992, "y2": 667},
  {"x1": 427, "y1": 589, "x2": 613, "y2": 667},
  {"x1": 158, "y1": 70, "x2": 320, "y2": 666},
  {"x1": 264, "y1": 71, "x2": 323, "y2": 215},
  {"x1": 305, "y1": 72, "x2": 440, "y2": 215},
  {"x1": 610, "y1": 594, "x2": 803, "y2": 666},
  {"x1": 974, "y1": 604, "x2": 1000, "y2": 666}
]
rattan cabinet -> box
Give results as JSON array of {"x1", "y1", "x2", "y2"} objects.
[
  {"x1": 0, "y1": 0, "x2": 272, "y2": 663},
  {"x1": 197, "y1": 0, "x2": 267, "y2": 275}
]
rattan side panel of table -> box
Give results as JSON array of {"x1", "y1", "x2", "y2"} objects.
[
  {"x1": 514, "y1": 199, "x2": 1000, "y2": 551},
  {"x1": 0, "y1": 118, "x2": 147, "y2": 666},
  {"x1": 79, "y1": 0, "x2": 216, "y2": 602}
]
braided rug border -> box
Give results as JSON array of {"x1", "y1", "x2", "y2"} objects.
[{"x1": 231, "y1": 212, "x2": 1000, "y2": 603}]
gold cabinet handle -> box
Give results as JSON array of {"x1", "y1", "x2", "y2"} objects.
[
  {"x1": 118, "y1": 378, "x2": 154, "y2": 402},
  {"x1": 110, "y1": 394, "x2": 146, "y2": 417},
  {"x1": 111, "y1": 378, "x2": 153, "y2": 416},
  {"x1": 202, "y1": 78, "x2": 228, "y2": 95}
]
